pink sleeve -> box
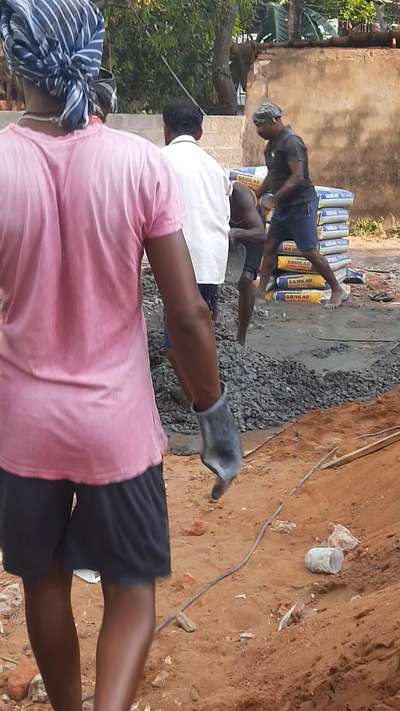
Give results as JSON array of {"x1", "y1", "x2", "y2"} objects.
[{"x1": 140, "y1": 143, "x2": 185, "y2": 240}]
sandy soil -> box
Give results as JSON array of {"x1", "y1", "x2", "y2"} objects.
[{"x1": 1, "y1": 389, "x2": 400, "y2": 711}]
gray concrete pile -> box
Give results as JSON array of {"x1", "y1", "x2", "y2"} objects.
[{"x1": 143, "y1": 274, "x2": 400, "y2": 434}]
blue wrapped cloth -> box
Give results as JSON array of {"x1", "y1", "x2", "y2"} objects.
[{"x1": 0, "y1": 0, "x2": 104, "y2": 131}]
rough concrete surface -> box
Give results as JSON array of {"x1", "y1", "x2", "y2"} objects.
[{"x1": 145, "y1": 240, "x2": 400, "y2": 434}]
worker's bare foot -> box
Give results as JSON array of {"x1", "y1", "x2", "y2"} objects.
[
  {"x1": 324, "y1": 287, "x2": 349, "y2": 310},
  {"x1": 255, "y1": 288, "x2": 266, "y2": 304}
]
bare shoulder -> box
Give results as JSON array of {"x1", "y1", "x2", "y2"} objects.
[{"x1": 232, "y1": 181, "x2": 257, "y2": 208}]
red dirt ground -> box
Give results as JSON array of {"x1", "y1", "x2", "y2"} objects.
[{"x1": 1, "y1": 389, "x2": 400, "y2": 711}]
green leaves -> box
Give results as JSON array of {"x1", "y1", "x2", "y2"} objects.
[
  {"x1": 97, "y1": 0, "x2": 258, "y2": 112},
  {"x1": 97, "y1": 0, "x2": 383, "y2": 113},
  {"x1": 311, "y1": 0, "x2": 377, "y2": 25}
]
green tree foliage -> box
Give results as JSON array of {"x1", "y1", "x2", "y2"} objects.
[
  {"x1": 311, "y1": 0, "x2": 377, "y2": 25},
  {"x1": 99, "y1": 0, "x2": 384, "y2": 112},
  {"x1": 99, "y1": 0, "x2": 256, "y2": 112}
]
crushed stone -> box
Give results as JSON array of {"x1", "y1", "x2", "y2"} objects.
[{"x1": 142, "y1": 272, "x2": 400, "y2": 433}]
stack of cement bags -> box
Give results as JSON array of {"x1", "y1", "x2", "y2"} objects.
[
  {"x1": 270, "y1": 187, "x2": 354, "y2": 304},
  {"x1": 229, "y1": 168, "x2": 358, "y2": 304}
]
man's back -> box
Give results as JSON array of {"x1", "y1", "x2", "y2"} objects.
[
  {"x1": 163, "y1": 136, "x2": 231, "y2": 284},
  {"x1": 0, "y1": 122, "x2": 183, "y2": 483}
]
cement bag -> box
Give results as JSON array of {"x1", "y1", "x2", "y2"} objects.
[
  {"x1": 316, "y1": 187, "x2": 354, "y2": 208},
  {"x1": 229, "y1": 166, "x2": 268, "y2": 191},
  {"x1": 265, "y1": 284, "x2": 351, "y2": 304},
  {"x1": 276, "y1": 268, "x2": 347, "y2": 291},
  {"x1": 278, "y1": 238, "x2": 349, "y2": 257},
  {"x1": 318, "y1": 239, "x2": 349, "y2": 255},
  {"x1": 318, "y1": 223, "x2": 350, "y2": 240},
  {"x1": 318, "y1": 208, "x2": 350, "y2": 225},
  {"x1": 344, "y1": 267, "x2": 367, "y2": 285},
  {"x1": 278, "y1": 254, "x2": 352, "y2": 273}
]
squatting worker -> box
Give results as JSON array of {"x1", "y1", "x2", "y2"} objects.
[
  {"x1": 162, "y1": 99, "x2": 231, "y2": 398},
  {"x1": 229, "y1": 182, "x2": 266, "y2": 345},
  {"x1": 0, "y1": 3, "x2": 242, "y2": 711},
  {"x1": 253, "y1": 102, "x2": 348, "y2": 309}
]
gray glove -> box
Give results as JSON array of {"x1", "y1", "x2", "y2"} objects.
[{"x1": 193, "y1": 384, "x2": 242, "y2": 501}]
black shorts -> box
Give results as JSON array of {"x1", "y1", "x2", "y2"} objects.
[
  {"x1": 0, "y1": 464, "x2": 170, "y2": 584},
  {"x1": 163, "y1": 283, "x2": 219, "y2": 348},
  {"x1": 240, "y1": 239, "x2": 264, "y2": 280},
  {"x1": 268, "y1": 199, "x2": 319, "y2": 252}
]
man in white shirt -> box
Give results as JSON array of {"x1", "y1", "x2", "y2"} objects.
[{"x1": 162, "y1": 100, "x2": 231, "y2": 398}]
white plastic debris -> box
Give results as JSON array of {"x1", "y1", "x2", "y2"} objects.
[
  {"x1": 29, "y1": 674, "x2": 48, "y2": 703},
  {"x1": 305, "y1": 547, "x2": 344, "y2": 574},
  {"x1": 0, "y1": 583, "x2": 22, "y2": 618},
  {"x1": 152, "y1": 670, "x2": 169, "y2": 689},
  {"x1": 278, "y1": 604, "x2": 298, "y2": 632},
  {"x1": 239, "y1": 632, "x2": 256, "y2": 641},
  {"x1": 176, "y1": 611, "x2": 197, "y2": 633},
  {"x1": 272, "y1": 520, "x2": 297, "y2": 534},
  {"x1": 328, "y1": 524, "x2": 359, "y2": 551}
]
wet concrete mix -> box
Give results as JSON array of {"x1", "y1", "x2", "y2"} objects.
[{"x1": 143, "y1": 273, "x2": 400, "y2": 433}]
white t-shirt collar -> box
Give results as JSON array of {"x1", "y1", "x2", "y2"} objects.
[{"x1": 169, "y1": 135, "x2": 198, "y2": 146}]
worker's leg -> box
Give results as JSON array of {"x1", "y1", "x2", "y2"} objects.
[
  {"x1": 0, "y1": 470, "x2": 79, "y2": 711},
  {"x1": 302, "y1": 249, "x2": 347, "y2": 308},
  {"x1": 23, "y1": 566, "x2": 82, "y2": 711},
  {"x1": 66, "y1": 464, "x2": 170, "y2": 711},
  {"x1": 290, "y1": 198, "x2": 347, "y2": 309},
  {"x1": 237, "y1": 240, "x2": 264, "y2": 345},
  {"x1": 94, "y1": 581, "x2": 155, "y2": 711},
  {"x1": 238, "y1": 270, "x2": 256, "y2": 346},
  {"x1": 257, "y1": 237, "x2": 279, "y2": 296},
  {"x1": 257, "y1": 209, "x2": 285, "y2": 295}
]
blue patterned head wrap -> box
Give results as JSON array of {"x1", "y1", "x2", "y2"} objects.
[{"x1": 0, "y1": 0, "x2": 105, "y2": 132}]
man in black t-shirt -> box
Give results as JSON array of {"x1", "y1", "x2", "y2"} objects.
[{"x1": 253, "y1": 102, "x2": 348, "y2": 309}]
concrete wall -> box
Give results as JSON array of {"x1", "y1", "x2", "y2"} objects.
[
  {"x1": 243, "y1": 48, "x2": 400, "y2": 217},
  {"x1": 0, "y1": 112, "x2": 244, "y2": 168}
]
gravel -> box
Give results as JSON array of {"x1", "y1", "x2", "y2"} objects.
[{"x1": 142, "y1": 272, "x2": 400, "y2": 434}]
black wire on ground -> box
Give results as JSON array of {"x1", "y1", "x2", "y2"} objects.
[{"x1": 155, "y1": 446, "x2": 338, "y2": 635}]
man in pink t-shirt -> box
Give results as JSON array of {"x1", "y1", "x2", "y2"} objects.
[{"x1": 0, "y1": 1, "x2": 241, "y2": 709}]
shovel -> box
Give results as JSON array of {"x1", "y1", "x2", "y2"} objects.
[{"x1": 225, "y1": 241, "x2": 246, "y2": 284}]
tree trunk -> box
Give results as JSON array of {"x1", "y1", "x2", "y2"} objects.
[
  {"x1": 288, "y1": 0, "x2": 304, "y2": 41},
  {"x1": 212, "y1": 1, "x2": 239, "y2": 115}
]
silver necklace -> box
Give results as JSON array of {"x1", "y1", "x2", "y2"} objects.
[{"x1": 19, "y1": 113, "x2": 62, "y2": 125}]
